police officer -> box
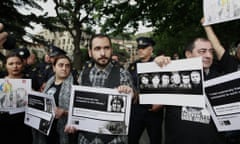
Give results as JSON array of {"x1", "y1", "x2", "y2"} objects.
[
  {"x1": 15, "y1": 47, "x2": 41, "y2": 91},
  {"x1": 128, "y1": 37, "x2": 164, "y2": 144}
]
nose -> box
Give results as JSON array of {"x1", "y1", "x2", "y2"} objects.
[{"x1": 100, "y1": 49, "x2": 105, "y2": 56}]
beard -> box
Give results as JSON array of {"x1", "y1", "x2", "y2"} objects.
[{"x1": 92, "y1": 57, "x2": 110, "y2": 68}]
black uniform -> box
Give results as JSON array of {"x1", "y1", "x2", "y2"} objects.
[
  {"x1": 164, "y1": 52, "x2": 238, "y2": 144},
  {"x1": 128, "y1": 57, "x2": 163, "y2": 144}
]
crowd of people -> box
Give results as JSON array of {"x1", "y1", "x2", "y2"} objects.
[{"x1": 0, "y1": 16, "x2": 240, "y2": 144}]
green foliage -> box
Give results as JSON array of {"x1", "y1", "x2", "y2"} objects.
[
  {"x1": 3, "y1": 0, "x2": 240, "y2": 67},
  {"x1": 101, "y1": 0, "x2": 240, "y2": 57},
  {"x1": 0, "y1": 0, "x2": 46, "y2": 45},
  {"x1": 80, "y1": 48, "x2": 90, "y2": 65}
]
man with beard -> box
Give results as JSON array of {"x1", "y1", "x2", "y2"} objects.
[{"x1": 65, "y1": 34, "x2": 134, "y2": 144}]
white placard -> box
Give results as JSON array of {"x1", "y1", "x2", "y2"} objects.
[
  {"x1": 67, "y1": 85, "x2": 132, "y2": 135},
  {"x1": 203, "y1": 0, "x2": 240, "y2": 25},
  {"x1": 0, "y1": 79, "x2": 31, "y2": 114},
  {"x1": 205, "y1": 70, "x2": 240, "y2": 131},
  {"x1": 137, "y1": 57, "x2": 205, "y2": 108},
  {"x1": 24, "y1": 91, "x2": 56, "y2": 135}
]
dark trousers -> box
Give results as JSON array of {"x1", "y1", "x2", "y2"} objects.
[{"x1": 128, "y1": 104, "x2": 163, "y2": 144}]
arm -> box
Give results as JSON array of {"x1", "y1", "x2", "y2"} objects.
[
  {"x1": 201, "y1": 18, "x2": 238, "y2": 73},
  {"x1": 201, "y1": 18, "x2": 225, "y2": 60},
  {"x1": 0, "y1": 23, "x2": 8, "y2": 47}
]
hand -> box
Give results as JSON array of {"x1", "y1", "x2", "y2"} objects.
[
  {"x1": 0, "y1": 23, "x2": 8, "y2": 47},
  {"x1": 118, "y1": 85, "x2": 133, "y2": 95},
  {"x1": 149, "y1": 104, "x2": 163, "y2": 112},
  {"x1": 154, "y1": 55, "x2": 171, "y2": 67},
  {"x1": 54, "y1": 107, "x2": 67, "y2": 119},
  {"x1": 40, "y1": 83, "x2": 46, "y2": 92},
  {"x1": 64, "y1": 125, "x2": 77, "y2": 134}
]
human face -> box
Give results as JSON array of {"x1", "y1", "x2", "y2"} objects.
[
  {"x1": 191, "y1": 71, "x2": 201, "y2": 85},
  {"x1": 141, "y1": 76, "x2": 149, "y2": 85},
  {"x1": 152, "y1": 75, "x2": 160, "y2": 86},
  {"x1": 137, "y1": 46, "x2": 153, "y2": 62},
  {"x1": 186, "y1": 39, "x2": 213, "y2": 69},
  {"x1": 161, "y1": 75, "x2": 170, "y2": 86},
  {"x1": 89, "y1": 37, "x2": 112, "y2": 68},
  {"x1": 171, "y1": 73, "x2": 181, "y2": 84},
  {"x1": 111, "y1": 98, "x2": 122, "y2": 112},
  {"x1": 182, "y1": 75, "x2": 190, "y2": 84},
  {"x1": 53, "y1": 58, "x2": 71, "y2": 80},
  {"x1": 6, "y1": 56, "x2": 24, "y2": 77}
]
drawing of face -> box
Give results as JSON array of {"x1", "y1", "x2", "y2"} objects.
[
  {"x1": 111, "y1": 97, "x2": 123, "y2": 112},
  {"x1": 182, "y1": 75, "x2": 190, "y2": 84},
  {"x1": 141, "y1": 76, "x2": 149, "y2": 85},
  {"x1": 191, "y1": 71, "x2": 201, "y2": 85},
  {"x1": 152, "y1": 75, "x2": 160, "y2": 88},
  {"x1": 171, "y1": 72, "x2": 181, "y2": 85},
  {"x1": 161, "y1": 74, "x2": 170, "y2": 86}
]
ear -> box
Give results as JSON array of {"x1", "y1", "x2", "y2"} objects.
[
  {"x1": 185, "y1": 50, "x2": 192, "y2": 58},
  {"x1": 88, "y1": 48, "x2": 92, "y2": 58}
]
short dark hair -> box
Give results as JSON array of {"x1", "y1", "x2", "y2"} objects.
[
  {"x1": 184, "y1": 37, "x2": 209, "y2": 57},
  {"x1": 52, "y1": 55, "x2": 72, "y2": 69},
  {"x1": 4, "y1": 51, "x2": 24, "y2": 64},
  {"x1": 89, "y1": 34, "x2": 112, "y2": 49}
]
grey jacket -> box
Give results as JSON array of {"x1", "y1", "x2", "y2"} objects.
[{"x1": 32, "y1": 74, "x2": 76, "y2": 144}]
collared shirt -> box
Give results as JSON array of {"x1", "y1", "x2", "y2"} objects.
[
  {"x1": 79, "y1": 62, "x2": 133, "y2": 88},
  {"x1": 77, "y1": 62, "x2": 133, "y2": 144}
]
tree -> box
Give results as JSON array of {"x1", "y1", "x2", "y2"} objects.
[
  {"x1": 47, "y1": 0, "x2": 112, "y2": 70},
  {"x1": 0, "y1": 0, "x2": 49, "y2": 46},
  {"x1": 101, "y1": 0, "x2": 240, "y2": 56}
]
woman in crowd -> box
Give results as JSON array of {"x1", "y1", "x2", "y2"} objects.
[
  {"x1": 0, "y1": 51, "x2": 32, "y2": 144},
  {"x1": 32, "y1": 55, "x2": 77, "y2": 144}
]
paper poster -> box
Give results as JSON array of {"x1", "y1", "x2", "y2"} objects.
[
  {"x1": 0, "y1": 79, "x2": 31, "y2": 114},
  {"x1": 205, "y1": 71, "x2": 240, "y2": 131},
  {"x1": 68, "y1": 85, "x2": 132, "y2": 136},
  {"x1": 203, "y1": 0, "x2": 240, "y2": 25},
  {"x1": 137, "y1": 57, "x2": 205, "y2": 108},
  {"x1": 24, "y1": 91, "x2": 56, "y2": 135}
]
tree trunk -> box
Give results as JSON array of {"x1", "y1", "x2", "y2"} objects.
[{"x1": 73, "y1": 34, "x2": 82, "y2": 71}]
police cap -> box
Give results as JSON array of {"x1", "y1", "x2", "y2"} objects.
[
  {"x1": 48, "y1": 45, "x2": 66, "y2": 57},
  {"x1": 136, "y1": 37, "x2": 155, "y2": 49},
  {"x1": 15, "y1": 47, "x2": 30, "y2": 59}
]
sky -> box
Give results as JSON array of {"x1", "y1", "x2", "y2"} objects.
[{"x1": 23, "y1": 0, "x2": 152, "y2": 35}]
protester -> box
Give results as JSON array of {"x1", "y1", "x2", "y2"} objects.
[
  {"x1": 154, "y1": 35, "x2": 236, "y2": 144},
  {"x1": 32, "y1": 55, "x2": 77, "y2": 144},
  {"x1": 40, "y1": 45, "x2": 79, "y2": 91},
  {"x1": 65, "y1": 34, "x2": 134, "y2": 144},
  {"x1": 0, "y1": 51, "x2": 33, "y2": 144},
  {"x1": 201, "y1": 17, "x2": 240, "y2": 144},
  {"x1": 128, "y1": 37, "x2": 163, "y2": 144}
]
